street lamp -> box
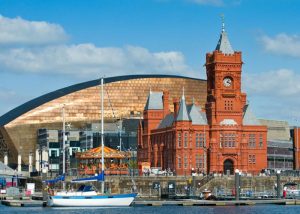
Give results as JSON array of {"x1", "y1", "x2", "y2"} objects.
[
  {"x1": 118, "y1": 118, "x2": 122, "y2": 152},
  {"x1": 235, "y1": 169, "x2": 240, "y2": 201},
  {"x1": 276, "y1": 170, "x2": 281, "y2": 198}
]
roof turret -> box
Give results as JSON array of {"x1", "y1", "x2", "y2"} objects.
[{"x1": 176, "y1": 88, "x2": 191, "y2": 121}]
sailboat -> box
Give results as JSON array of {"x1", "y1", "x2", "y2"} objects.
[{"x1": 47, "y1": 78, "x2": 137, "y2": 207}]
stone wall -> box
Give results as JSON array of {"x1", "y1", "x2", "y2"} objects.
[{"x1": 105, "y1": 175, "x2": 300, "y2": 197}]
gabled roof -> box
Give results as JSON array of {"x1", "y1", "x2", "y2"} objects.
[
  {"x1": 176, "y1": 95, "x2": 191, "y2": 121},
  {"x1": 144, "y1": 91, "x2": 163, "y2": 110},
  {"x1": 243, "y1": 104, "x2": 261, "y2": 125},
  {"x1": 188, "y1": 104, "x2": 207, "y2": 125},
  {"x1": 215, "y1": 29, "x2": 234, "y2": 54}
]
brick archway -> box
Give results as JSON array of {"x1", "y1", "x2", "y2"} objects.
[{"x1": 223, "y1": 159, "x2": 234, "y2": 175}]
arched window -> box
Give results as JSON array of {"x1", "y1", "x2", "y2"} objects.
[
  {"x1": 178, "y1": 156, "x2": 182, "y2": 168},
  {"x1": 178, "y1": 133, "x2": 181, "y2": 148},
  {"x1": 184, "y1": 133, "x2": 188, "y2": 148},
  {"x1": 184, "y1": 155, "x2": 188, "y2": 169}
]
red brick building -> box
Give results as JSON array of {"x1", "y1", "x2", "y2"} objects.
[{"x1": 137, "y1": 25, "x2": 268, "y2": 175}]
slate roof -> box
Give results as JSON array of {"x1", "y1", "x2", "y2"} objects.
[
  {"x1": 157, "y1": 113, "x2": 174, "y2": 129},
  {"x1": 144, "y1": 91, "x2": 163, "y2": 110},
  {"x1": 176, "y1": 95, "x2": 191, "y2": 121},
  {"x1": 215, "y1": 29, "x2": 234, "y2": 54},
  {"x1": 188, "y1": 104, "x2": 207, "y2": 125},
  {"x1": 155, "y1": 97, "x2": 208, "y2": 129},
  {"x1": 243, "y1": 104, "x2": 261, "y2": 125}
]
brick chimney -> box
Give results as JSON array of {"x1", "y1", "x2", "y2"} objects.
[
  {"x1": 163, "y1": 91, "x2": 170, "y2": 117},
  {"x1": 173, "y1": 98, "x2": 179, "y2": 119}
]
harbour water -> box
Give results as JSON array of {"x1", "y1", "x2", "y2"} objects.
[{"x1": 0, "y1": 205, "x2": 299, "y2": 214}]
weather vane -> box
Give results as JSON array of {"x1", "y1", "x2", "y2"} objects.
[{"x1": 220, "y1": 13, "x2": 225, "y2": 32}]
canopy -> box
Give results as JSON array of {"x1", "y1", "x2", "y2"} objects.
[
  {"x1": 43, "y1": 175, "x2": 65, "y2": 184},
  {"x1": 71, "y1": 172, "x2": 105, "y2": 183},
  {"x1": 76, "y1": 146, "x2": 131, "y2": 159}
]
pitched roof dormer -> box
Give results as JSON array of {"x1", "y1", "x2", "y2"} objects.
[{"x1": 144, "y1": 91, "x2": 163, "y2": 110}]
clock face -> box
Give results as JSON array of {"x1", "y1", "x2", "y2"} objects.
[{"x1": 223, "y1": 77, "x2": 232, "y2": 87}]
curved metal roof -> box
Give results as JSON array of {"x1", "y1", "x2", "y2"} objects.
[{"x1": 0, "y1": 74, "x2": 205, "y2": 126}]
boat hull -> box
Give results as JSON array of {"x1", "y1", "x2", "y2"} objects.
[{"x1": 48, "y1": 193, "x2": 137, "y2": 207}]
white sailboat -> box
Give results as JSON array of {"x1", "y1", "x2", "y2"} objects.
[{"x1": 46, "y1": 78, "x2": 137, "y2": 207}]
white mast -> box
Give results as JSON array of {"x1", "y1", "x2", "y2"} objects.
[
  {"x1": 101, "y1": 78, "x2": 105, "y2": 194},
  {"x1": 62, "y1": 104, "x2": 66, "y2": 190}
]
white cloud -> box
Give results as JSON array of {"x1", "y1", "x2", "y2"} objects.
[
  {"x1": 0, "y1": 15, "x2": 192, "y2": 77},
  {"x1": 261, "y1": 33, "x2": 300, "y2": 58},
  {"x1": 0, "y1": 15, "x2": 68, "y2": 45},
  {"x1": 243, "y1": 68, "x2": 300, "y2": 120},
  {"x1": 0, "y1": 44, "x2": 191, "y2": 77},
  {"x1": 244, "y1": 69, "x2": 300, "y2": 97}
]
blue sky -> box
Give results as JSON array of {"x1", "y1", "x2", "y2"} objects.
[{"x1": 0, "y1": 0, "x2": 300, "y2": 125}]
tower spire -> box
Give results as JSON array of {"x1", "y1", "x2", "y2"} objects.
[{"x1": 215, "y1": 14, "x2": 234, "y2": 54}]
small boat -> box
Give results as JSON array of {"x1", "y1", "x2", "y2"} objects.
[
  {"x1": 47, "y1": 169, "x2": 137, "y2": 207},
  {"x1": 48, "y1": 191, "x2": 137, "y2": 207}
]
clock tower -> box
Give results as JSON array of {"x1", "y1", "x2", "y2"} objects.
[
  {"x1": 205, "y1": 25, "x2": 246, "y2": 126},
  {"x1": 205, "y1": 22, "x2": 249, "y2": 173}
]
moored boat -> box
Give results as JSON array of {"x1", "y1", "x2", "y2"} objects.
[
  {"x1": 46, "y1": 168, "x2": 137, "y2": 207},
  {"x1": 48, "y1": 185, "x2": 137, "y2": 207}
]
